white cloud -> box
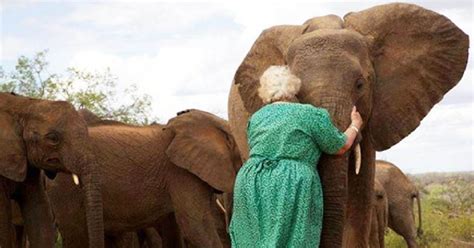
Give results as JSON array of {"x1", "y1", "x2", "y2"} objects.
[
  {"x1": 0, "y1": 36, "x2": 28, "y2": 61},
  {"x1": 65, "y1": 3, "x2": 235, "y2": 39},
  {"x1": 67, "y1": 29, "x2": 243, "y2": 120},
  {"x1": 378, "y1": 102, "x2": 473, "y2": 173},
  {"x1": 441, "y1": 67, "x2": 473, "y2": 105}
]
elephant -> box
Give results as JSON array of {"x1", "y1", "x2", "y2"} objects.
[
  {"x1": 0, "y1": 92, "x2": 104, "y2": 248},
  {"x1": 375, "y1": 160, "x2": 422, "y2": 248},
  {"x1": 46, "y1": 109, "x2": 241, "y2": 248},
  {"x1": 369, "y1": 179, "x2": 388, "y2": 248},
  {"x1": 227, "y1": 3, "x2": 468, "y2": 247}
]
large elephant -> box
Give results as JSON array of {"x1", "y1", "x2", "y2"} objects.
[
  {"x1": 369, "y1": 179, "x2": 388, "y2": 248},
  {"x1": 227, "y1": 3, "x2": 468, "y2": 247},
  {"x1": 46, "y1": 109, "x2": 240, "y2": 248},
  {"x1": 0, "y1": 92, "x2": 104, "y2": 248},
  {"x1": 375, "y1": 160, "x2": 422, "y2": 248}
]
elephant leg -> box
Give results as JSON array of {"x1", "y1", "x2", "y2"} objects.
[
  {"x1": 168, "y1": 169, "x2": 223, "y2": 248},
  {"x1": 10, "y1": 200, "x2": 26, "y2": 248},
  {"x1": 368, "y1": 208, "x2": 381, "y2": 248},
  {"x1": 389, "y1": 209, "x2": 418, "y2": 248},
  {"x1": 137, "y1": 228, "x2": 162, "y2": 248},
  {"x1": 14, "y1": 224, "x2": 25, "y2": 248},
  {"x1": 377, "y1": 203, "x2": 387, "y2": 248},
  {"x1": 154, "y1": 213, "x2": 185, "y2": 248},
  {"x1": 406, "y1": 238, "x2": 418, "y2": 248},
  {"x1": 0, "y1": 182, "x2": 13, "y2": 248},
  {"x1": 18, "y1": 170, "x2": 55, "y2": 248},
  {"x1": 400, "y1": 224, "x2": 418, "y2": 248},
  {"x1": 106, "y1": 232, "x2": 140, "y2": 248},
  {"x1": 62, "y1": 231, "x2": 89, "y2": 248}
]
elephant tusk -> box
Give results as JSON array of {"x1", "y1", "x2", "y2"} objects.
[
  {"x1": 216, "y1": 198, "x2": 227, "y2": 214},
  {"x1": 355, "y1": 144, "x2": 362, "y2": 175},
  {"x1": 72, "y1": 174, "x2": 80, "y2": 186}
]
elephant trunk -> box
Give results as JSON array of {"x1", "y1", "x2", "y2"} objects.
[
  {"x1": 384, "y1": 197, "x2": 389, "y2": 232},
  {"x1": 63, "y1": 135, "x2": 104, "y2": 248},
  {"x1": 345, "y1": 136, "x2": 375, "y2": 247},
  {"x1": 416, "y1": 193, "x2": 423, "y2": 237},
  {"x1": 318, "y1": 155, "x2": 349, "y2": 247},
  {"x1": 309, "y1": 96, "x2": 353, "y2": 247},
  {"x1": 80, "y1": 157, "x2": 104, "y2": 248}
]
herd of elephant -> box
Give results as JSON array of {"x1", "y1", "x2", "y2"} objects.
[
  {"x1": 9, "y1": 150, "x2": 423, "y2": 248},
  {"x1": 0, "y1": 2, "x2": 469, "y2": 248}
]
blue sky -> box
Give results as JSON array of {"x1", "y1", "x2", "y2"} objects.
[{"x1": 1, "y1": 0, "x2": 473, "y2": 173}]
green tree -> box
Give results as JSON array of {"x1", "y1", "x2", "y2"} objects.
[{"x1": 0, "y1": 50, "x2": 156, "y2": 125}]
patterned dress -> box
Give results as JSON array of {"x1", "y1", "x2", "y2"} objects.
[{"x1": 230, "y1": 102, "x2": 347, "y2": 248}]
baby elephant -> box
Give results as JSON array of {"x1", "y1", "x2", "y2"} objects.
[
  {"x1": 46, "y1": 109, "x2": 241, "y2": 248},
  {"x1": 375, "y1": 160, "x2": 422, "y2": 248}
]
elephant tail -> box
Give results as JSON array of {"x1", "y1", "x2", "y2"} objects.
[
  {"x1": 384, "y1": 198, "x2": 389, "y2": 232},
  {"x1": 416, "y1": 192, "x2": 423, "y2": 237}
]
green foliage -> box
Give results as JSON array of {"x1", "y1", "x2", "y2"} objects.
[
  {"x1": 0, "y1": 50, "x2": 156, "y2": 125},
  {"x1": 385, "y1": 172, "x2": 474, "y2": 247}
]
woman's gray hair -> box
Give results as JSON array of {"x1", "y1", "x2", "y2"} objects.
[{"x1": 258, "y1": 65, "x2": 301, "y2": 104}]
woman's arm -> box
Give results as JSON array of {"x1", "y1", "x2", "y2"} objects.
[{"x1": 335, "y1": 106, "x2": 363, "y2": 155}]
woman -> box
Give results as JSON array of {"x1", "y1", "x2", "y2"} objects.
[{"x1": 230, "y1": 65, "x2": 363, "y2": 247}]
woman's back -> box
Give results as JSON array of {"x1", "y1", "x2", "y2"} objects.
[{"x1": 248, "y1": 102, "x2": 345, "y2": 166}]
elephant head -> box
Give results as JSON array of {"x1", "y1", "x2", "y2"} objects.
[
  {"x1": 0, "y1": 93, "x2": 104, "y2": 248},
  {"x1": 228, "y1": 3, "x2": 468, "y2": 247}
]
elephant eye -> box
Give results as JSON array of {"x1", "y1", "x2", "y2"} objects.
[
  {"x1": 356, "y1": 78, "x2": 364, "y2": 90},
  {"x1": 45, "y1": 132, "x2": 61, "y2": 145}
]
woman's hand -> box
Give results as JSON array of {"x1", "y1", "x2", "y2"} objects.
[
  {"x1": 335, "y1": 106, "x2": 363, "y2": 155},
  {"x1": 351, "y1": 106, "x2": 363, "y2": 129}
]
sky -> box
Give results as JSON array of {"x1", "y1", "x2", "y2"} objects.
[{"x1": 1, "y1": 0, "x2": 473, "y2": 173}]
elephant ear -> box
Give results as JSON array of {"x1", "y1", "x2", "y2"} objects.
[
  {"x1": 234, "y1": 25, "x2": 309, "y2": 113},
  {"x1": 165, "y1": 110, "x2": 238, "y2": 193},
  {"x1": 0, "y1": 112, "x2": 27, "y2": 182},
  {"x1": 344, "y1": 3, "x2": 469, "y2": 151}
]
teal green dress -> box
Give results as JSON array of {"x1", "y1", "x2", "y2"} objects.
[{"x1": 229, "y1": 103, "x2": 347, "y2": 248}]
